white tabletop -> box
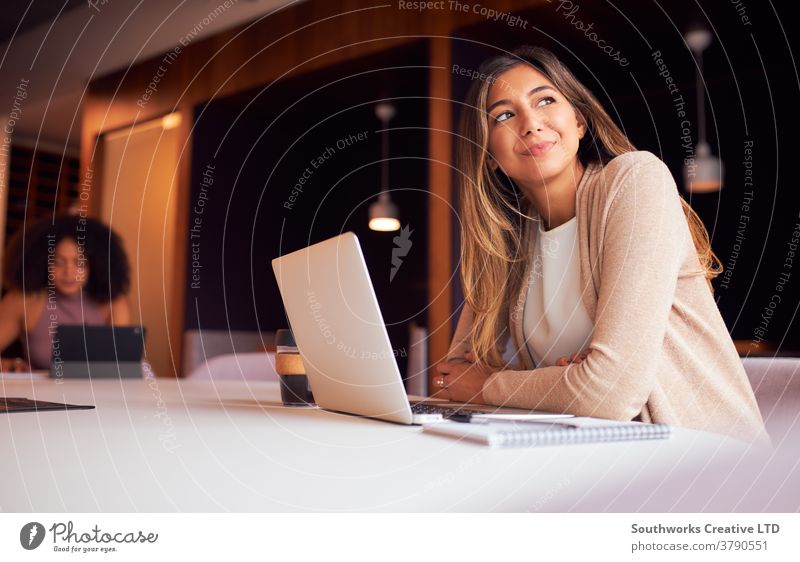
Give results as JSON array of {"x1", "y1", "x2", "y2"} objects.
[{"x1": 0, "y1": 378, "x2": 792, "y2": 512}]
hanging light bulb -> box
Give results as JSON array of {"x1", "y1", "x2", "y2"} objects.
[
  {"x1": 683, "y1": 140, "x2": 723, "y2": 193},
  {"x1": 683, "y1": 25, "x2": 723, "y2": 193},
  {"x1": 369, "y1": 101, "x2": 400, "y2": 232},
  {"x1": 369, "y1": 192, "x2": 401, "y2": 231}
]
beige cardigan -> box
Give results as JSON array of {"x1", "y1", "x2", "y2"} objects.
[{"x1": 447, "y1": 151, "x2": 768, "y2": 445}]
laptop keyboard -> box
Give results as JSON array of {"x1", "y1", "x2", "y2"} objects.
[{"x1": 410, "y1": 403, "x2": 486, "y2": 418}]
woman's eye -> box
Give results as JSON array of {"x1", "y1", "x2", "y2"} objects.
[
  {"x1": 536, "y1": 96, "x2": 556, "y2": 107},
  {"x1": 493, "y1": 110, "x2": 513, "y2": 123}
]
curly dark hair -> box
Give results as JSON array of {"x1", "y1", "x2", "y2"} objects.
[{"x1": 4, "y1": 214, "x2": 130, "y2": 300}]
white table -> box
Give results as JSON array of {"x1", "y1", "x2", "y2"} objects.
[{"x1": 1, "y1": 378, "x2": 795, "y2": 512}]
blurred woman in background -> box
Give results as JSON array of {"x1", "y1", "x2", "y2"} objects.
[{"x1": 0, "y1": 214, "x2": 131, "y2": 371}]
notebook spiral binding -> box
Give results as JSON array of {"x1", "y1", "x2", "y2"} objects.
[{"x1": 490, "y1": 423, "x2": 672, "y2": 448}]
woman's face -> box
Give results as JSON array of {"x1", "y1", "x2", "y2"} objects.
[
  {"x1": 485, "y1": 64, "x2": 586, "y2": 194},
  {"x1": 53, "y1": 238, "x2": 87, "y2": 296}
]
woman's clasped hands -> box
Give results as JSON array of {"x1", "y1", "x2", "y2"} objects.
[
  {"x1": 433, "y1": 348, "x2": 592, "y2": 403},
  {"x1": 432, "y1": 350, "x2": 495, "y2": 403}
]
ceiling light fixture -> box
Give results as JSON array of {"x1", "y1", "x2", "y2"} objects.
[
  {"x1": 369, "y1": 101, "x2": 400, "y2": 232},
  {"x1": 683, "y1": 25, "x2": 723, "y2": 193}
]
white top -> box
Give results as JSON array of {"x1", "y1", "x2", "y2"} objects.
[{"x1": 523, "y1": 216, "x2": 594, "y2": 367}]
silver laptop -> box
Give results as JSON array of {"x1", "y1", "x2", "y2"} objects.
[{"x1": 271, "y1": 232, "x2": 567, "y2": 425}]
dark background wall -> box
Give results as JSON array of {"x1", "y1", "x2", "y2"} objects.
[
  {"x1": 185, "y1": 42, "x2": 429, "y2": 377},
  {"x1": 185, "y1": 0, "x2": 798, "y2": 358}
]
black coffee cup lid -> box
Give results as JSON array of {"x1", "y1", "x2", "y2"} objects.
[{"x1": 275, "y1": 328, "x2": 296, "y2": 347}]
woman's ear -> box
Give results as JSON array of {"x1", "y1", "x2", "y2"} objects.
[
  {"x1": 576, "y1": 110, "x2": 588, "y2": 140},
  {"x1": 488, "y1": 156, "x2": 498, "y2": 171}
]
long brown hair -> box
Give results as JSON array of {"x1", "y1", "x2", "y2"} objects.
[{"x1": 456, "y1": 45, "x2": 722, "y2": 368}]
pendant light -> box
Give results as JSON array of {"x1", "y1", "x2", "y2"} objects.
[
  {"x1": 683, "y1": 25, "x2": 723, "y2": 193},
  {"x1": 369, "y1": 101, "x2": 400, "y2": 232}
]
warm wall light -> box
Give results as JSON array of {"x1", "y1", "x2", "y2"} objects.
[
  {"x1": 369, "y1": 101, "x2": 400, "y2": 232},
  {"x1": 683, "y1": 25, "x2": 723, "y2": 193},
  {"x1": 161, "y1": 113, "x2": 182, "y2": 130}
]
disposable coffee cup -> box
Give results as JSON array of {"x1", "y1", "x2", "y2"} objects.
[{"x1": 275, "y1": 329, "x2": 314, "y2": 406}]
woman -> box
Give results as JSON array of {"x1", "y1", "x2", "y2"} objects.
[
  {"x1": 0, "y1": 214, "x2": 131, "y2": 370},
  {"x1": 435, "y1": 46, "x2": 767, "y2": 445}
]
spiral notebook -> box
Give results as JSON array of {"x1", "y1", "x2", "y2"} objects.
[{"x1": 422, "y1": 417, "x2": 671, "y2": 448}]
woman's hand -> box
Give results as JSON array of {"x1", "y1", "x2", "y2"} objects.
[
  {"x1": 555, "y1": 348, "x2": 592, "y2": 367},
  {"x1": 0, "y1": 357, "x2": 31, "y2": 373},
  {"x1": 432, "y1": 351, "x2": 495, "y2": 404},
  {"x1": 432, "y1": 348, "x2": 591, "y2": 402}
]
